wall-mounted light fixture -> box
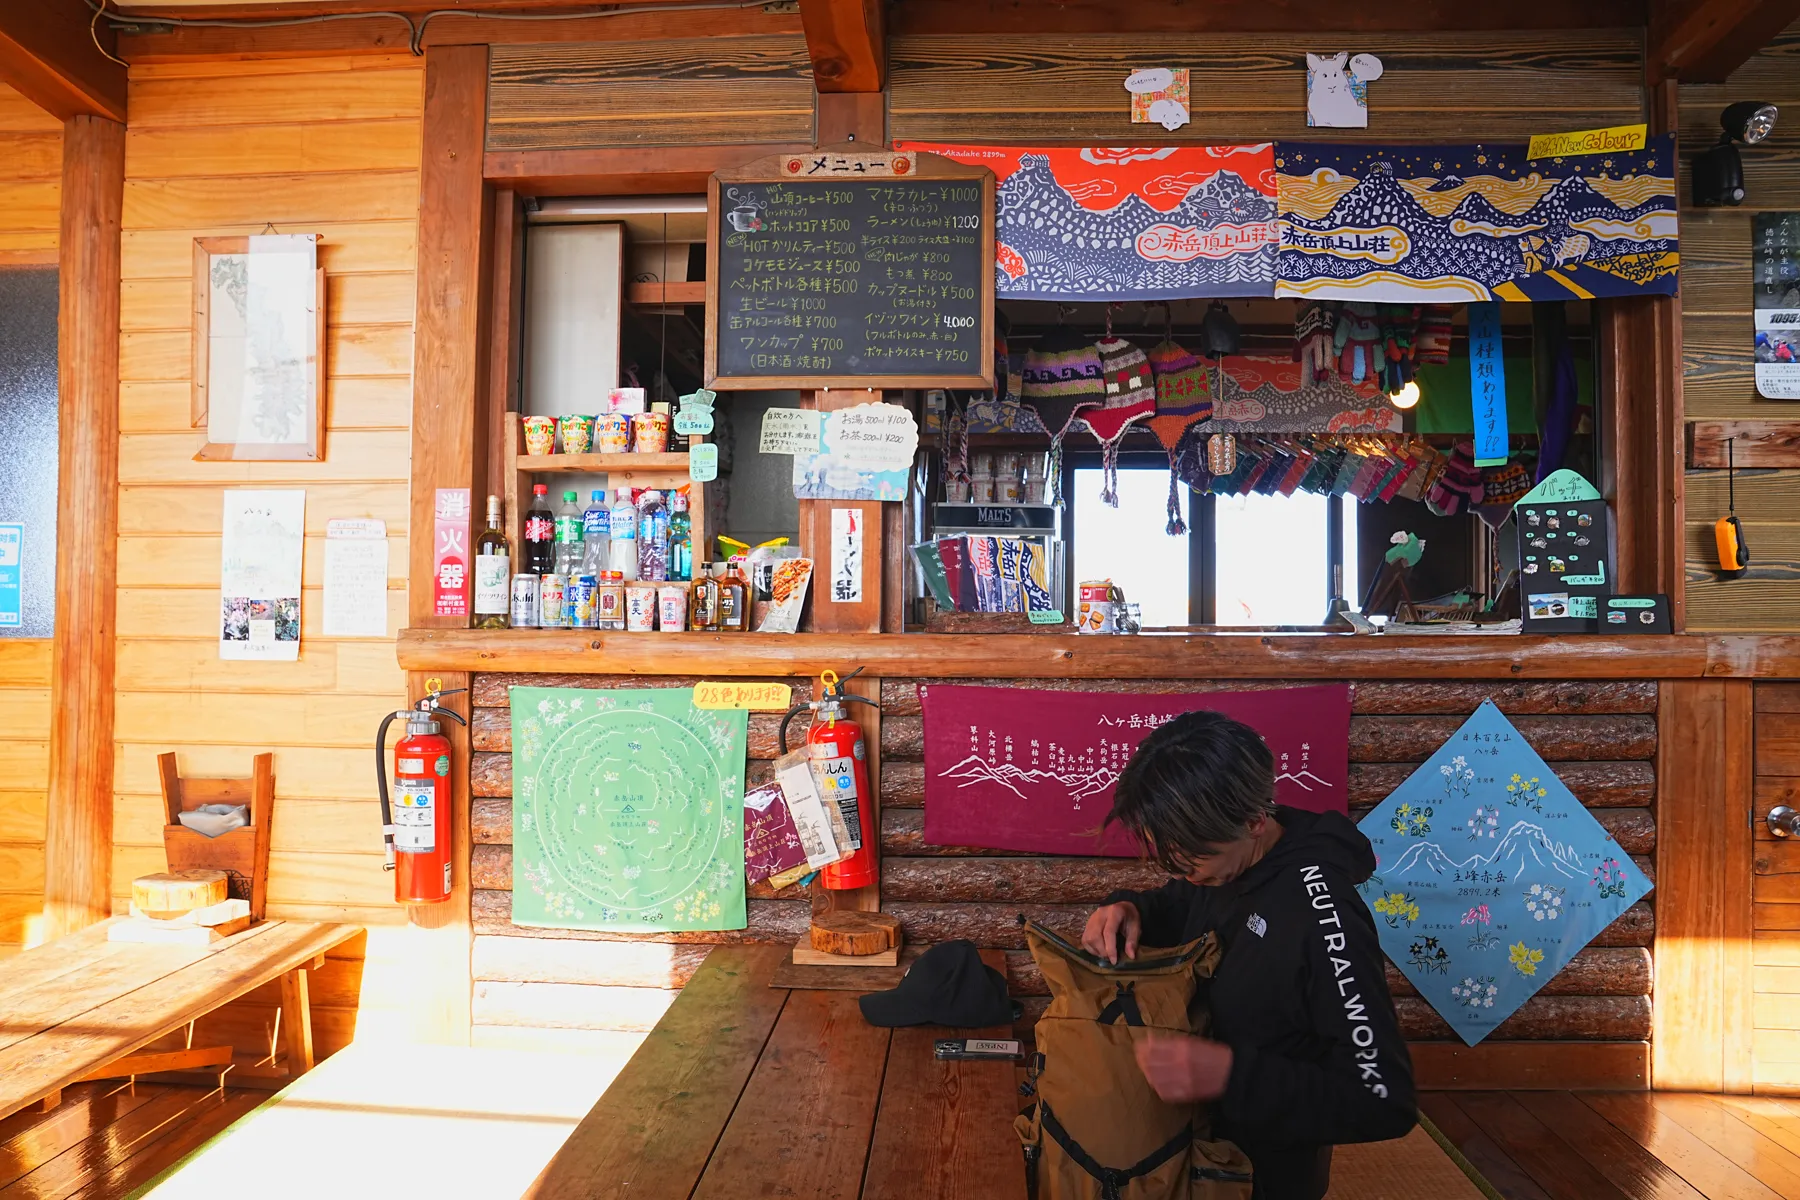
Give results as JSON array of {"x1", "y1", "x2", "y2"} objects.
[
  {"x1": 1389, "y1": 379, "x2": 1420, "y2": 410},
  {"x1": 1692, "y1": 101, "x2": 1779, "y2": 207}
]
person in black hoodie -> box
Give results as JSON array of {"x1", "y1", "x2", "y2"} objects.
[{"x1": 1082, "y1": 710, "x2": 1416, "y2": 1200}]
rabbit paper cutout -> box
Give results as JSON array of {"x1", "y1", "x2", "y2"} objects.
[{"x1": 1306, "y1": 52, "x2": 1383, "y2": 128}]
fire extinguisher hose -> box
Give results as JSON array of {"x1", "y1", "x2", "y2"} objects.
[{"x1": 375, "y1": 709, "x2": 400, "y2": 871}]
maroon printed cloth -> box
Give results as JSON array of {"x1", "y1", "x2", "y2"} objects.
[
  {"x1": 743, "y1": 781, "x2": 808, "y2": 884},
  {"x1": 919, "y1": 683, "x2": 1351, "y2": 857}
]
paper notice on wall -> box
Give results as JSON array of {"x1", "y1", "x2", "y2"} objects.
[
  {"x1": 1467, "y1": 302, "x2": 1509, "y2": 466},
  {"x1": 759, "y1": 407, "x2": 824, "y2": 454},
  {"x1": 220, "y1": 489, "x2": 304, "y2": 661},
  {"x1": 830, "y1": 508, "x2": 863, "y2": 604},
  {"x1": 1755, "y1": 213, "x2": 1800, "y2": 399},
  {"x1": 323, "y1": 518, "x2": 388, "y2": 638},
  {"x1": 795, "y1": 402, "x2": 916, "y2": 501},
  {"x1": 775, "y1": 746, "x2": 847, "y2": 870},
  {"x1": 0, "y1": 523, "x2": 20, "y2": 628}
]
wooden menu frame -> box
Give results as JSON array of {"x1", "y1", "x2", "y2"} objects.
[
  {"x1": 191, "y1": 234, "x2": 328, "y2": 462},
  {"x1": 704, "y1": 146, "x2": 995, "y2": 391}
]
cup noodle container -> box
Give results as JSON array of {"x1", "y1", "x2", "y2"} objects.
[
  {"x1": 522, "y1": 415, "x2": 557, "y2": 456},
  {"x1": 558, "y1": 414, "x2": 594, "y2": 455},
  {"x1": 1077, "y1": 580, "x2": 1117, "y2": 634},
  {"x1": 658, "y1": 584, "x2": 689, "y2": 631},
  {"x1": 626, "y1": 585, "x2": 659, "y2": 631}
]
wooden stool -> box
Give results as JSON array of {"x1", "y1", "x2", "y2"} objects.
[{"x1": 157, "y1": 752, "x2": 274, "y2": 920}]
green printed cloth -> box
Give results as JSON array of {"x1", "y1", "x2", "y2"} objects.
[{"x1": 510, "y1": 687, "x2": 747, "y2": 932}]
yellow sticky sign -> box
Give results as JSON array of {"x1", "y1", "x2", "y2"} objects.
[
  {"x1": 693, "y1": 681, "x2": 793, "y2": 711},
  {"x1": 1527, "y1": 124, "x2": 1647, "y2": 159}
]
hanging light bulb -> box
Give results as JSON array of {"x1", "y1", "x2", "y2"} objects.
[{"x1": 1389, "y1": 380, "x2": 1420, "y2": 410}]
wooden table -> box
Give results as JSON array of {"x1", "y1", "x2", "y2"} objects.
[
  {"x1": 0, "y1": 917, "x2": 363, "y2": 1120},
  {"x1": 526, "y1": 945, "x2": 1029, "y2": 1200}
]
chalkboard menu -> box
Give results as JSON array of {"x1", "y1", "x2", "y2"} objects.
[{"x1": 706, "y1": 150, "x2": 994, "y2": 390}]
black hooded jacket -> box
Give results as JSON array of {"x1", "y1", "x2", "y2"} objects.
[{"x1": 1104, "y1": 805, "x2": 1416, "y2": 1200}]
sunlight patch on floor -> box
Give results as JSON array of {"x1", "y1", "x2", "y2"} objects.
[{"x1": 134, "y1": 1039, "x2": 643, "y2": 1199}]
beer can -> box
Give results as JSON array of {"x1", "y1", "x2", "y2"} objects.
[
  {"x1": 539, "y1": 573, "x2": 568, "y2": 627},
  {"x1": 509, "y1": 574, "x2": 539, "y2": 628},
  {"x1": 568, "y1": 574, "x2": 598, "y2": 628}
]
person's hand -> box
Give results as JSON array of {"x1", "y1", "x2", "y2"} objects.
[
  {"x1": 1081, "y1": 901, "x2": 1141, "y2": 964},
  {"x1": 1134, "y1": 1033, "x2": 1234, "y2": 1103}
]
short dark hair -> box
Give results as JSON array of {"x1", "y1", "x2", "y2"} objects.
[{"x1": 1106, "y1": 710, "x2": 1276, "y2": 873}]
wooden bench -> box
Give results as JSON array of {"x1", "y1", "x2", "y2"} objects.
[
  {"x1": 0, "y1": 917, "x2": 363, "y2": 1121},
  {"x1": 526, "y1": 944, "x2": 1028, "y2": 1200}
]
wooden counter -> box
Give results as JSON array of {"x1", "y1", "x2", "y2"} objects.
[{"x1": 399, "y1": 629, "x2": 1800, "y2": 680}]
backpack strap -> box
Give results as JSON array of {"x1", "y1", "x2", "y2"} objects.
[
  {"x1": 1094, "y1": 981, "x2": 1145, "y2": 1027},
  {"x1": 1040, "y1": 1100, "x2": 1192, "y2": 1200}
]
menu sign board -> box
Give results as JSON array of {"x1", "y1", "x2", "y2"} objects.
[{"x1": 706, "y1": 150, "x2": 994, "y2": 390}]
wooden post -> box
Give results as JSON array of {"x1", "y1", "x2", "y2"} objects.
[
  {"x1": 404, "y1": 42, "x2": 491, "y2": 1044},
  {"x1": 42, "y1": 114, "x2": 123, "y2": 938},
  {"x1": 1653, "y1": 678, "x2": 1755, "y2": 1091},
  {"x1": 800, "y1": 390, "x2": 885, "y2": 633},
  {"x1": 279, "y1": 967, "x2": 316, "y2": 1075}
]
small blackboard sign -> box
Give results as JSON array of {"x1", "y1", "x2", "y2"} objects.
[{"x1": 705, "y1": 148, "x2": 994, "y2": 390}]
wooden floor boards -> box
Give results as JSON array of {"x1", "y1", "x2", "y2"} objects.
[
  {"x1": 0, "y1": 1081, "x2": 258, "y2": 1199},
  {"x1": 1428, "y1": 1091, "x2": 1800, "y2": 1200}
]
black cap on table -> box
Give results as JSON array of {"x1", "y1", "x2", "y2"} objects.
[{"x1": 858, "y1": 939, "x2": 1013, "y2": 1028}]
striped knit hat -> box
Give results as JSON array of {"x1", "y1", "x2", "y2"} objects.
[
  {"x1": 1144, "y1": 337, "x2": 1212, "y2": 452},
  {"x1": 1084, "y1": 336, "x2": 1156, "y2": 443}
]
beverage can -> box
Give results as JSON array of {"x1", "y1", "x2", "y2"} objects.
[
  {"x1": 597, "y1": 413, "x2": 632, "y2": 455},
  {"x1": 510, "y1": 574, "x2": 539, "y2": 628},
  {"x1": 658, "y1": 584, "x2": 689, "y2": 631},
  {"x1": 539, "y1": 573, "x2": 568, "y2": 627},
  {"x1": 626, "y1": 585, "x2": 658, "y2": 632},
  {"x1": 596, "y1": 572, "x2": 626, "y2": 630},
  {"x1": 1077, "y1": 580, "x2": 1117, "y2": 634},
  {"x1": 568, "y1": 575, "x2": 598, "y2": 627}
]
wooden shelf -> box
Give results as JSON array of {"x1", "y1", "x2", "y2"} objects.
[
  {"x1": 518, "y1": 452, "x2": 690, "y2": 473},
  {"x1": 626, "y1": 281, "x2": 704, "y2": 306}
]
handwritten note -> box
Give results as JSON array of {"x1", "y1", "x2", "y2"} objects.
[
  {"x1": 220, "y1": 489, "x2": 305, "y2": 662},
  {"x1": 323, "y1": 518, "x2": 389, "y2": 638},
  {"x1": 689, "y1": 442, "x2": 719, "y2": 483},
  {"x1": 1516, "y1": 468, "x2": 1601, "y2": 508},
  {"x1": 694, "y1": 681, "x2": 794, "y2": 711},
  {"x1": 759, "y1": 408, "x2": 825, "y2": 454},
  {"x1": 823, "y1": 402, "x2": 919, "y2": 472},
  {"x1": 830, "y1": 508, "x2": 863, "y2": 604},
  {"x1": 1527, "y1": 123, "x2": 1648, "y2": 159}
]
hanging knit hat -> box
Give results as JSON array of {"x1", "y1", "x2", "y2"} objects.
[
  {"x1": 1143, "y1": 337, "x2": 1212, "y2": 450},
  {"x1": 1294, "y1": 301, "x2": 1339, "y2": 383},
  {"x1": 1426, "y1": 442, "x2": 1485, "y2": 517},
  {"x1": 1021, "y1": 328, "x2": 1105, "y2": 443},
  {"x1": 1082, "y1": 336, "x2": 1157, "y2": 507},
  {"x1": 1415, "y1": 305, "x2": 1455, "y2": 365},
  {"x1": 1481, "y1": 461, "x2": 1532, "y2": 507}
]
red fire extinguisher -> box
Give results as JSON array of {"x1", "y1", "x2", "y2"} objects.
[
  {"x1": 375, "y1": 682, "x2": 467, "y2": 905},
  {"x1": 780, "y1": 668, "x2": 881, "y2": 890}
]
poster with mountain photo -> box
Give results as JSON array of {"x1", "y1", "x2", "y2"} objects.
[
  {"x1": 1356, "y1": 701, "x2": 1652, "y2": 1045},
  {"x1": 918, "y1": 683, "x2": 1348, "y2": 856}
]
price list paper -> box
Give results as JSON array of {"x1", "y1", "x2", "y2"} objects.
[{"x1": 708, "y1": 168, "x2": 993, "y2": 389}]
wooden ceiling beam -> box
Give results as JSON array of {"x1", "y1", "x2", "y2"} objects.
[
  {"x1": 0, "y1": 0, "x2": 128, "y2": 122},
  {"x1": 799, "y1": 0, "x2": 883, "y2": 92},
  {"x1": 1649, "y1": 0, "x2": 1800, "y2": 83},
  {"x1": 890, "y1": 0, "x2": 1649, "y2": 35}
]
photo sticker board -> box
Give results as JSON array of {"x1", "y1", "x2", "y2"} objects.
[
  {"x1": 1755, "y1": 213, "x2": 1800, "y2": 398},
  {"x1": 707, "y1": 151, "x2": 995, "y2": 390},
  {"x1": 510, "y1": 687, "x2": 748, "y2": 933}
]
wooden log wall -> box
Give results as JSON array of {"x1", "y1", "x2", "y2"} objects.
[
  {"x1": 1680, "y1": 20, "x2": 1800, "y2": 632},
  {"x1": 1753, "y1": 683, "x2": 1800, "y2": 1090},
  {"x1": 886, "y1": 30, "x2": 1645, "y2": 144},
  {"x1": 470, "y1": 673, "x2": 1657, "y2": 1084},
  {"x1": 485, "y1": 36, "x2": 816, "y2": 153},
  {"x1": 0, "y1": 83, "x2": 62, "y2": 955},
  {"x1": 104, "y1": 53, "x2": 426, "y2": 1060}
]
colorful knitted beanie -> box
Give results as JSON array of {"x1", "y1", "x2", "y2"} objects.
[
  {"x1": 1415, "y1": 305, "x2": 1454, "y2": 365},
  {"x1": 1144, "y1": 337, "x2": 1212, "y2": 452},
  {"x1": 1021, "y1": 330, "x2": 1104, "y2": 444},
  {"x1": 1086, "y1": 336, "x2": 1156, "y2": 442}
]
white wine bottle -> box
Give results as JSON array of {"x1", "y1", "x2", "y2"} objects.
[{"x1": 473, "y1": 494, "x2": 511, "y2": 629}]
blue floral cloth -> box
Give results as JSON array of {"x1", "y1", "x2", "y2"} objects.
[{"x1": 1355, "y1": 701, "x2": 1652, "y2": 1045}]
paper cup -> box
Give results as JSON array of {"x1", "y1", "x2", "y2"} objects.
[
  {"x1": 522, "y1": 415, "x2": 556, "y2": 456},
  {"x1": 658, "y1": 584, "x2": 689, "y2": 631},
  {"x1": 597, "y1": 413, "x2": 632, "y2": 455},
  {"x1": 558, "y1": 414, "x2": 594, "y2": 455},
  {"x1": 625, "y1": 585, "x2": 658, "y2": 631}
]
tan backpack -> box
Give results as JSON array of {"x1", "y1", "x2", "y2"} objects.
[{"x1": 1016, "y1": 921, "x2": 1253, "y2": 1200}]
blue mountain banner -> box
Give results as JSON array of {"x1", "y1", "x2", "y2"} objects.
[
  {"x1": 1355, "y1": 701, "x2": 1653, "y2": 1045},
  {"x1": 1275, "y1": 139, "x2": 1678, "y2": 302}
]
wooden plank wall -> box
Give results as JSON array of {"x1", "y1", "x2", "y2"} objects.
[
  {"x1": 485, "y1": 36, "x2": 816, "y2": 152},
  {"x1": 1754, "y1": 683, "x2": 1800, "y2": 1091},
  {"x1": 0, "y1": 83, "x2": 62, "y2": 956},
  {"x1": 468, "y1": 674, "x2": 1657, "y2": 1084},
  {"x1": 887, "y1": 30, "x2": 1644, "y2": 143},
  {"x1": 108, "y1": 54, "x2": 423, "y2": 1058},
  {"x1": 1680, "y1": 21, "x2": 1800, "y2": 632}
]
